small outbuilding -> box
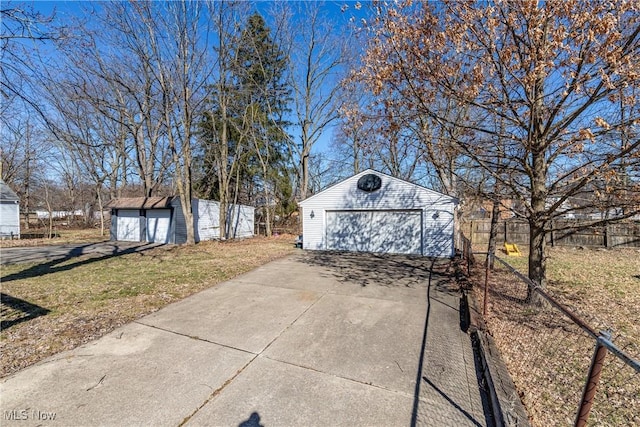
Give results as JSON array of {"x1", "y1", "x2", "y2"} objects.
[
  {"x1": 106, "y1": 197, "x2": 254, "y2": 244},
  {"x1": 0, "y1": 179, "x2": 20, "y2": 239},
  {"x1": 299, "y1": 169, "x2": 457, "y2": 257}
]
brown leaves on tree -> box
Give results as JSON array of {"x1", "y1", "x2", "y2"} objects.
[{"x1": 355, "y1": 0, "x2": 640, "y2": 285}]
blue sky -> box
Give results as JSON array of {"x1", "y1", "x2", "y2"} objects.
[{"x1": 26, "y1": 0, "x2": 370, "y2": 157}]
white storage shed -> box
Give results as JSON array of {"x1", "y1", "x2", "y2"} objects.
[
  {"x1": 298, "y1": 169, "x2": 457, "y2": 257},
  {"x1": 107, "y1": 197, "x2": 254, "y2": 244},
  {"x1": 0, "y1": 180, "x2": 20, "y2": 239}
]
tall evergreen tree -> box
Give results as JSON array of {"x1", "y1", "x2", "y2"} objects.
[
  {"x1": 198, "y1": 11, "x2": 292, "y2": 237},
  {"x1": 235, "y1": 13, "x2": 292, "y2": 236}
]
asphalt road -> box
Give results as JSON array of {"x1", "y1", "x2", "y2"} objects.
[{"x1": 0, "y1": 242, "x2": 160, "y2": 266}]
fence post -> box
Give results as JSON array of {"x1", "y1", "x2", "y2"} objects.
[
  {"x1": 504, "y1": 221, "x2": 508, "y2": 243},
  {"x1": 466, "y1": 239, "x2": 471, "y2": 275},
  {"x1": 483, "y1": 252, "x2": 491, "y2": 316},
  {"x1": 575, "y1": 331, "x2": 610, "y2": 427},
  {"x1": 470, "y1": 220, "x2": 474, "y2": 244}
]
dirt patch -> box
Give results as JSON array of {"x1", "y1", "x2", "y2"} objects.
[{"x1": 1, "y1": 236, "x2": 296, "y2": 377}]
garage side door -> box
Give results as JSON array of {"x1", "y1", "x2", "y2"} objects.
[
  {"x1": 326, "y1": 210, "x2": 422, "y2": 255},
  {"x1": 116, "y1": 210, "x2": 140, "y2": 242},
  {"x1": 146, "y1": 209, "x2": 171, "y2": 243}
]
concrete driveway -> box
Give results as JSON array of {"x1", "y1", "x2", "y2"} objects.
[{"x1": 0, "y1": 252, "x2": 489, "y2": 427}]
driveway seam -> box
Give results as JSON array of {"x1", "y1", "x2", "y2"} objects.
[
  {"x1": 137, "y1": 291, "x2": 330, "y2": 426},
  {"x1": 132, "y1": 320, "x2": 256, "y2": 356},
  {"x1": 130, "y1": 320, "x2": 262, "y2": 426},
  {"x1": 178, "y1": 353, "x2": 259, "y2": 427},
  {"x1": 261, "y1": 354, "x2": 416, "y2": 399}
]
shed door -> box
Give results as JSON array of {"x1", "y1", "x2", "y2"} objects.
[
  {"x1": 146, "y1": 209, "x2": 171, "y2": 243},
  {"x1": 326, "y1": 210, "x2": 422, "y2": 255},
  {"x1": 116, "y1": 210, "x2": 140, "y2": 241}
]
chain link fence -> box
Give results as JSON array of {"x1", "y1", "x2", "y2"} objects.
[{"x1": 465, "y1": 248, "x2": 640, "y2": 426}]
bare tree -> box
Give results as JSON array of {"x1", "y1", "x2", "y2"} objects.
[
  {"x1": 333, "y1": 83, "x2": 377, "y2": 176},
  {"x1": 277, "y1": 2, "x2": 347, "y2": 200},
  {"x1": 1, "y1": 4, "x2": 60, "y2": 107},
  {"x1": 198, "y1": 0, "x2": 250, "y2": 239},
  {"x1": 1, "y1": 3, "x2": 60, "y2": 229},
  {"x1": 136, "y1": 0, "x2": 213, "y2": 244},
  {"x1": 0, "y1": 103, "x2": 54, "y2": 232},
  {"x1": 357, "y1": 0, "x2": 640, "y2": 291},
  {"x1": 55, "y1": 3, "x2": 172, "y2": 198}
]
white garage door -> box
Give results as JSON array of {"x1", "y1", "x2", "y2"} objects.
[
  {"x1": 146, "y1": 209, "x2": 171, "y2": 243},
  {"x1": 116, "y1": 210, "x2": 140, "y2": 242},
  {"x1": 326, "y1": 210, "x2": 422, "y2": 255}
]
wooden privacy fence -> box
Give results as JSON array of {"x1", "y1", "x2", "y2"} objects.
[{"x1": 461, "y1": 219, "x2": 640, "y2": 249}]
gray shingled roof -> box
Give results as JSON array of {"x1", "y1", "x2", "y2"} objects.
[
  {"x1": 105, "y1": 197, "x2": 174, "y2": 209},
  {"x1": 0, "y1": 180, "x2": 19, "y2": 202}
]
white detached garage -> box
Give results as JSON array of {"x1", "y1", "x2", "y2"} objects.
[
  {"x1": 107, "y1": 197, "x2": 254, "y2": 244},
  {"x1": 299, "y1": 170, "x2": 457, "y2": 257}
]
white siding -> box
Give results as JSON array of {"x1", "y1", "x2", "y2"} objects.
[
  {"x1": 194, "y1": 199, "x2": 221, "y2": 241},
  {"x1": 0, "y1": 203, "x2": 20, "y2": 238},
  {"x1": 110, "y1": 198, "x2": 253, "y2": 244},
  {"x1": 226, "y1": 204, "x2": 254, "y2": 238},
  {"x1": 299, "y1": 170, "x2": 457, "y2": 257},
  {"x1": 193, "y1": 199, "x2": 254, "y2": 242},
  {"x1": 423, "y1": 201, "x2": 456, "y2": 257}
]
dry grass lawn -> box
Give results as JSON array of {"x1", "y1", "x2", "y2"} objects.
[
  {"x1": 496, "y1": 247, "x2": 640, "y2": 345},
  {"x1": 1, "y1": 236, "x2": 296, "y2": 377},
  {"x1": 470, "y1": 246, "x2": 640, "y2": 426}
]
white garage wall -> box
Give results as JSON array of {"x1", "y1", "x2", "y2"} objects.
[
  {"x1": 300, "y1": 170, "x2": 457, "y2": 257},
  {"x1": 194, "y1": 199, "x2": 221, "y2": 241},
  {"x1": 0, "y1": 203, "x2": 20, "y2": 237},
  {"x1": 423, "y1": 201, "x2": 456, "y2": 257},
  {"x1": 226, "y1": 204, "x2": 254, "y2": 238},
  {"x1": 111, "y1": 198, "x2": 254, "y2": 244},
  {"x1": 174, "y1": 198, "x2": 254, "y2": 243}
]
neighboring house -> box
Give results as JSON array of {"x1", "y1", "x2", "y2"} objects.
[
  {"x1": 106, "y1": 197, "x2": 254, "y2": 244},
  {"x1": 299, "y1": 169, "x2": 458, "y2": 257},
  {"x1": 34, "y1": 209, "x2": 84, "y2": 219},
  {"x1": 0, "y1": 179, "x2": 20, "y2": 239}
]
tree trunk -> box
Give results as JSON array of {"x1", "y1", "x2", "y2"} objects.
[
  {"x1": 528, "y1": 72, "x2": 547, "y2": 304},
  {"x1": 527, "y1": 217, "x2": 547, "y2": 303},
  {"x1": 219, "y1": 194, "x2": 228, "y2": 240},
  {"x1": 301, "y1": 151, "x2": 309, "y2": 200},
  {"x1": 263, "y1": 165, "x2": 272, "y2": 237},
  {"x1": 44, "y1": 185, "x2": 53, "y2": 239},
  {"x1": 217, "y1": 108, "x2": 229, "y2": 240},
  {"x1": 176, "y1": 175, "x2": 195, "y2": 245},
  {"x1": 24, "y1": 153, "x2": 30, "y2": 230},
  {"x1": 96, "y1": 186, "x2": 105, "y2": 237},
  {"x1": 486, "y1": 199, "x2": 500, "y2": 269}
]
